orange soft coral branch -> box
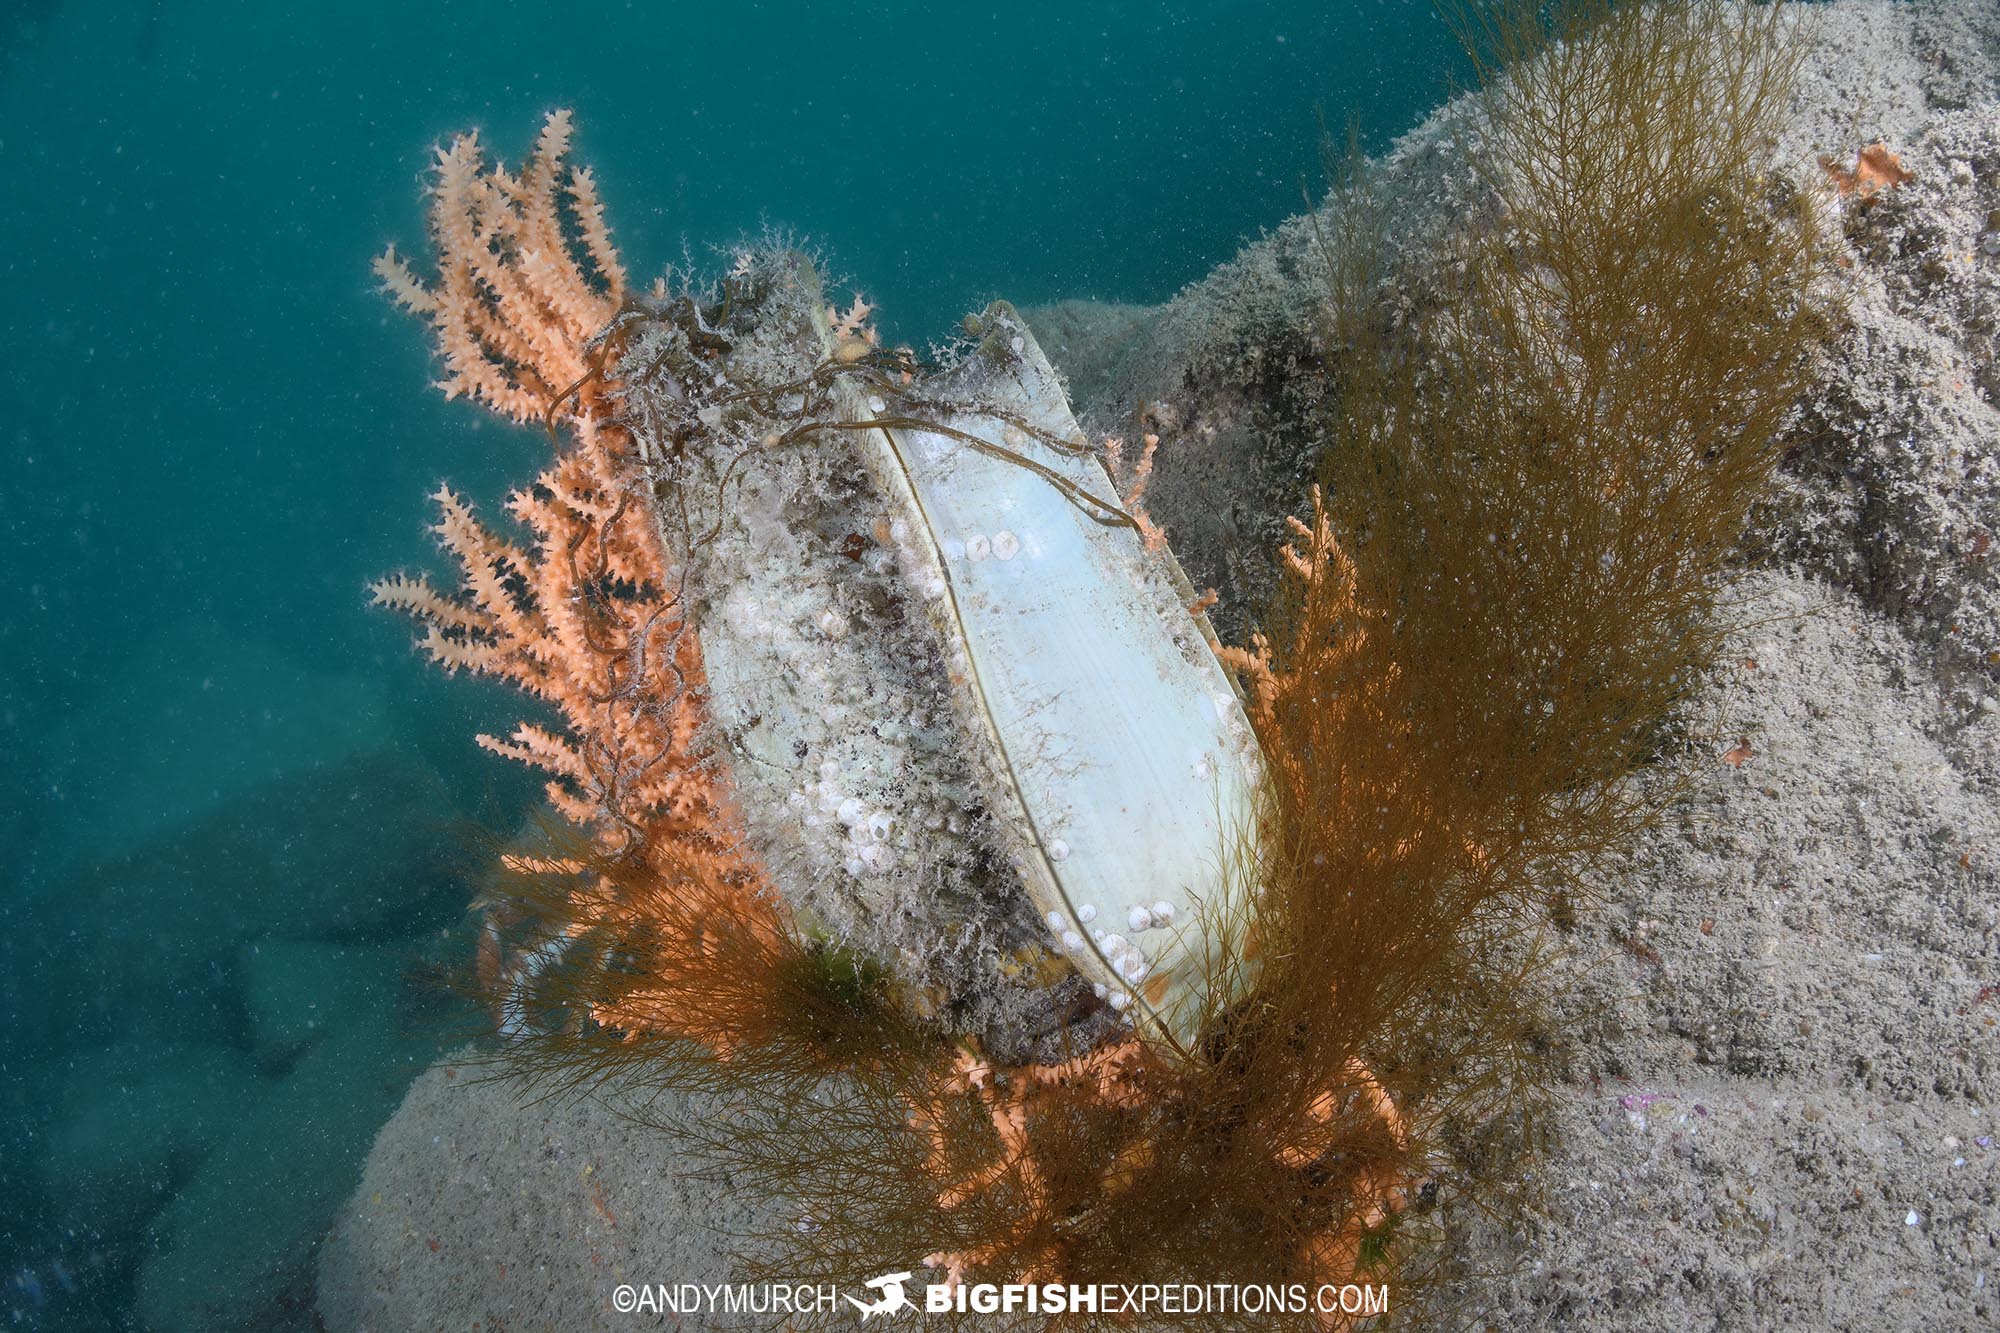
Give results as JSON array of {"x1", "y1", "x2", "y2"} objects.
[
  {"x1": 568, "y1": 165, "x2": 628, "y2": 297},
  {"x1": 911, "y1": 1036, "x2": 1408, "y2": 1300},
  {"x1": 1216, "y1": 486, "x2": 1386, "y2": 810},
  {"x1": 372, "y1": 110, "x2": 627, "y2": 425},
  {"x1": 913, "y1": 1042, "x2": 1152, "y2": 1287},
  {"x1": 1099, "y1": 431, "x2": 1170, "y2": 554},
  {"x1": 371, "y1": 111, "x2": 696, "y2": 849},
  {"x1": 373, "y1": 111, "x2": 775, "y2": 1053},
  {"x1": 1820, "y1": 140, "x2": 1914, "y2": 200},
  {"x1": 374, "y1": 472, "x2": 721, "y2": 856}
]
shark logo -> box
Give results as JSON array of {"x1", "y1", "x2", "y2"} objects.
[{"x1": 845, "y1": 1271, "x2": 914, "y2": 1320}]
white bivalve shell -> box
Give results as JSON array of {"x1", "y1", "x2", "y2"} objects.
[
  {"x1": 843, "y1": 304, "x2": 1262, "y2": 1043},
  {"x1": 620, "y1": 260, "x2": 1262, "y2": 1056}
]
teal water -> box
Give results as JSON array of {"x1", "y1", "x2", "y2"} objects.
[{"x1": 0, "y1": 2, "x2": 1465, "y2": 1325}]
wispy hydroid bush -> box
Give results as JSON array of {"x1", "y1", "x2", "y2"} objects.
[{"x1": 1291, "y1": 0, "x2": 1831, "y2": 920}]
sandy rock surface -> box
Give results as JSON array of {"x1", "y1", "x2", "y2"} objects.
[
  {"x1": 317, "y1": 1058, "x2": 782, "y2": 1332},
  {"x1": 1460, "y1": 570, "x2": 2000, "y2": 1329}
]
